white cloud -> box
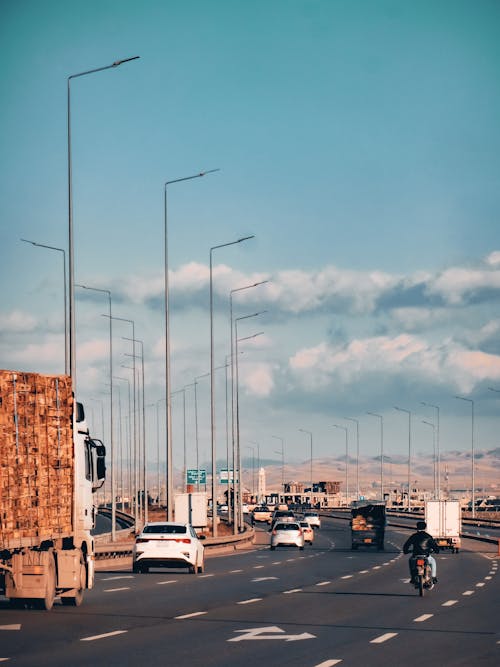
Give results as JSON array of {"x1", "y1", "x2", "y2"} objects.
[
  {"x1": 486, "y1": 251, "x2": 500, "y2": 267},
  {"x1": 426, "y1": 266, "x2": 500, "y2": 304},
  {"x1": 240, "y1": 361, "x2": 276, "y2": 397},
  {"x1": 0, "y1": 310, "x2": 37, "y2": 333}
]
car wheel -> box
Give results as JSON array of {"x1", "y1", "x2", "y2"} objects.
[{"x1": 189, "y1": 564, "x2": 196, "y2": 574}]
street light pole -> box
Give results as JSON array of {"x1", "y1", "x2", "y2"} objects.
[
  {"x1": 68, "y1": 56, "x2": 139, "y2": 391},
  {"x1": 421, "y1": 401, "x2": 440, "y2": 499},
  {"x1": 367, "y1": 412, "x2": 384, "y2": 502},
  {"x1": 298, "y1": 428, "x2": 313, "y2": 499},
  {"x1": 76, "y1": 283, "x2": 115, "y2": 540},
  {"x1": 344, "y1": 417, "x2": 360, "y2": 500},
  {"x1": 21, "y1": 239, "x2": 68, "y2": 374},
  {"x1": 455, "y1": 395, "x2": 475, "y2": 518},
  {"x1": 209, "y1": 235, "x2": 254, "y2": 537},
  {"x1": 164, "y1": 169, "x2": 219, "y2": 522},
  {"x1": 272, "y1": 435, "x2": 285, "y2": 495},
  {"x1": 124, "y1": 338, "x2": 146, "y2": 523},
  {"x1": 332, "y1": 424, "x2": 349, "y2": 506},
  {"x1": 394, "y1": 406, "x2": 412, "y2": 511},
  {"x1": 422, "y1": 420, "x2": 437, "y2": 498}
]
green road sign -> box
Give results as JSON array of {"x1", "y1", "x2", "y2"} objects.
[{"x1": 186, "y1": 469, "x2": 206, "y2": 484}]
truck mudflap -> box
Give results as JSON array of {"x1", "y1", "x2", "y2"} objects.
[{"x1": 5, "y1": 550, "x2": 57, "y2": 610}]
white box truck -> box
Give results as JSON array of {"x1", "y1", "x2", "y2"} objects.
[
  {"x1": 425, "y1": 499, "x2": 461, "y2": 553},
  {"x1": 174, "y1": 492, "x2": 208, "y2": 528},
  {"x1": 0, "y1": 370, "x2": 106, "y2": 609}
]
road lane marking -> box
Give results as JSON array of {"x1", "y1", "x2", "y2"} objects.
[
  {"x1": 370, "y1": 632, "x2": 398, "y2": 644},
  {"x1": 252, "y1": 577, "x2": 278, "y2": 582},
  {"x1": 230, "y1": 569, "x2": 243, "y2": 573},
  {"x1": 237, "y1": 598, "x2": 263, "y2": 605},
  {"x1": 414, "y1": 614, "x2": 433, "y2": 622},
  {"x1": 228, "y1": 626, "x2": 315, "y2": 642},
  {"x1": 104, "y1": 587, "x2": 130, "y2": 592},
  {"x1": 442, "y1": 600, "x2": 458, "y2": 606},
  {"x1": 157, "y1": 580, "x2": 177, "y2": 585},
  {"x1": 372, "y1": 566, "x2": 381, "y2": 570},
  {"x1": 254, "y1": 565, "x2": 265, "y2": 569},
  {"x1": 81, "y1": 630, "x2": 128, "y2": 641},
  {"x1": 198, "y1": 574, "x2": 214, "y2": 578},
  {"x1": 314, "y1": 661, "x2": 342, "y2": 666},
  {"x1": 316, "y1": 581, "x2": 331, "y2": 586},
  {"x1": 341, "y1": 575, "x2": 353, "y2": 579},
  {"x1": 476, "y1": 582, "x2": 485, "y2": 587},
  {"x1": 485, "y1": 576, "x2": 492, "y2": 580},
  {"x1": 0, "y1": 625, "x2": 21, "y2": 631},
  {"x1": 0, "y1": 659, "x2": 10, "y2": 663},
  {"x1": 463, "y1": 591, "x2": 474, "y2": 596},
  {"x1": 283, "y1": 588, "x2": 302, "y2": 594},
  {"x1": 101, "y1": 575, "x2": 134, "y2": 581},
  {"x1": 175, "y1": 611, "x2": 208, "y2": 619},
  {"x1": 272, "y1": 561, "x2": 281, "y2": 565},
  {"x1": 359, "y1": 570, "x2": 369, "y2": 574}
]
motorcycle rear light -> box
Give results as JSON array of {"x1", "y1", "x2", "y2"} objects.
[{"x1": 416, "y1": 558, "x2": 425, "y2": 566}]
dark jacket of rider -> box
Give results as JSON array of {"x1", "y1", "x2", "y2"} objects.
[{"x1": 403, "y1": 529, "x2": 440, "y2": 556}]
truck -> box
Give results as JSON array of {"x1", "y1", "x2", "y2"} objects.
[
  {"x1": 425, "y1": 499, "x2": 461, "y2": 553},
  {"x1": 174, "y1": 492, "x2": 208, "y2": 528},
  {"x1": 350, "y1": 501, "x2": 386, "y2": 550},
  {"x1": 0, "y1": 370, "x2": 106, "y2": 610}
]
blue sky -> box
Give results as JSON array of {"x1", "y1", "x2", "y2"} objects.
[{"x1": 1, "y1": 0, "x2": 500, "y2": 484}]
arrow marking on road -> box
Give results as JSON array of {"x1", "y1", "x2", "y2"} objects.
[{"x1": 228, "y1": 626, "x2": 316, "y2": 642}]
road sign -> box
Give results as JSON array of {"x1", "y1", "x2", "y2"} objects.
[
  {"x1": 186, "y1": 469, "x2": 206, "y2": 485},
  {"x1": 228, "y1": 626, "x2": 315, "y2": 642},
  {"x1": 219, "y1": 469, "x2": 238, "y2": 484}
]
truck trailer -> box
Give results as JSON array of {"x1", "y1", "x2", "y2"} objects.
[
  {"x1": 0, "y1": 370, "x2": 105, "y2": 609},
  {"x1": 425, "y1": 499, "x2": 461, "y2": 553},
  {"x1": 350, "y1": 501, "x2": 386, "y2": 550}
]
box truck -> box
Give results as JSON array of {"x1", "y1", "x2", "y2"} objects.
[
  {"x1": 425, "y1": 499, "x2": 461, "y2": 553},
  {"x1": 351, "y1": 501, "x2": 386, "y2": 550},
  {"x1": 174, "y1": 492, "x2": 208, "y2": 528},
  {"x1": 0, "y1": 370, "x2": 106, "y2": 609}
]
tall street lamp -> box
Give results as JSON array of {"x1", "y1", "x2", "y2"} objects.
[
  {"x1": 76, "y1": 283, "x2": 116, "y2": 540},
  {"x1": 367, "y1": 412, "x2": 384, "y2": 502},
  {"x1": 21, "y1": 239, "x2": 68, "y2": 374},
  {"x1": 209, "y1": 235, "x2": 254, "y2": 536},
  {"x1": 332, "y1": 424, "x2": 349, "y2": 506},
  {"x1": 344, "y1": 417, "x2": 360, "y2": 500},
  {"x1": 68, "y1": 56, "x2": 139, "y2": 391},
  {"x1": 298, "y1": 428, "x2": 313, "y2": 496},
  {"x1": 164, "y1": 169, "x2": 219, "y2": 522},
  {"x1": 272, "y1": 435, "x2": 285, "y2": 494},
  {"x1": 394, "y1": 406, "x2": 412, "y2": 511},
  {"x1": 455, "y1": 395, "x2": 475, "y2": 518},
  {"x1": 124, "y1": 338, "x2": 146, "y2": 523},
  {"x1": 422, "y1": 420, "x2": 437, "y2": 498},
  {"x1": 114, "y1": 376, "x2": 132, "y2": 511},
  {"x1": 421, "y1": 401, "x2": 440, "y2": 499}
]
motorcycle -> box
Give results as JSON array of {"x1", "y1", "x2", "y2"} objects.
[{"x1": 410, "y1": 555, "x2": 434, "y2": 596}]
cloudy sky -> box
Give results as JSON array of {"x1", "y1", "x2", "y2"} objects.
[{"x1": 1, "y1": 0, "x2": 500, "y2": 482}]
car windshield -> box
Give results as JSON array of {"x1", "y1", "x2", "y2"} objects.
[
  {"x1": 275, "y1": 523, "x2": 300, "y2": 531},
  {"x1": 143, "y1": 524, "x2": 187, "y2": 535}
]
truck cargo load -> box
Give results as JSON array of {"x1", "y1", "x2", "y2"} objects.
[{"x1": 350, "y1": 501, "x2": 386, "y2": 550}]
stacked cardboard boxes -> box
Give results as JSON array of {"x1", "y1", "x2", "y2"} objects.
[{"x1": 0, "y1": 370, "x2": 74, "y2": 549}]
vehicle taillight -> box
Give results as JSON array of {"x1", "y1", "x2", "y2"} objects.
[
  {"x1": 298, "y1": 529, "x2": 303, "y2": 536},
  {"x1": 416, "y1": 558, "x2": 425, "y2": 566}
]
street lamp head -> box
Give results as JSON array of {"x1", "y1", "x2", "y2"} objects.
[{"x1": 113, "y1": 56, "x2": 140, "y2": 67}]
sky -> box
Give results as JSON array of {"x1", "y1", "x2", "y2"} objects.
[{"x1": 1, "y1": 0, "x2": 500, "y2": 488}]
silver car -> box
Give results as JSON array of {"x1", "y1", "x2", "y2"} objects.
[{"x1": 270, "y1": 521, "x2": 305, "y2": 550}]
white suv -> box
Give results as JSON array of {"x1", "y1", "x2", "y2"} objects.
[{"x1": 303, "y1": 511, "x2": 321, "y2": 529}]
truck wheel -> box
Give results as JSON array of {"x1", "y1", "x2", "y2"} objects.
[{"x1": 36, "y1": 554, "x2": 56, "y2": 610}]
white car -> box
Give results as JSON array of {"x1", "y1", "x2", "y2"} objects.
[
  {"x1": 299, "y1": 520, "x2": 314, "y2": 544},
  {"x1": 132, "y1": 522, "x2": 205, "y2": 574},
  {"x1": 303, "y1": 511, "x2": 321, "y2": 529},
  {"x1": 270, "y1": 521, "x2": 305, "y2": 550}
]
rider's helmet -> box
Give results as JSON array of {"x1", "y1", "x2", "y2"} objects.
[{"x1": 416, "y1": 521, "x2": 427, "y2": 530}]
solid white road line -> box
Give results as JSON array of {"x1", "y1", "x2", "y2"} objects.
[
  {"x1": 370, "y1": 632, "x2": 398, "y2": 644},
  {"x1": 237, "y1": 598, "x2": 263, "y2": 605},
  {"x1": 175, "y1": 611, "x2": 208, "y2": 619},
  {"x1": 81, "y1": 630, "x2": 128, "y2": 641},
  {"x1": 414, "y1": 614, "x2": 433, "y2": 622},
  {"x1": 442, "y1": 600, "x2": 458, "y2": 606}
]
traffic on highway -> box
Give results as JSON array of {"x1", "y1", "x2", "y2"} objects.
[{"x1": 1, "y1": 513, "x2": 497, "y2": 666}]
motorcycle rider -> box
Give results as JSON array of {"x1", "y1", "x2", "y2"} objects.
[{"x1": 403, "y1": 520, "x2": 439, "y2": 584}]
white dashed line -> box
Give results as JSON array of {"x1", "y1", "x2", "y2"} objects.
[
  {"x1": 230, "y1": 569, "x2": 243, "y2": 573},
  {"x1": 101, "y1": 575, "x2": 134, "y2": 581},
  {"x1": 157, "y1": 580, "x2": 177, "y2": 585},
  {"x1": 442, "y1": 600, "x2": 458, "y2": 607},
  {"x1": 81, "y1": 630, "x2": 128, "y2": 641},
  {"x1": 103, "y1": 587, "x2": 130, "y2": 593},
  {"x1": 0, "y1": 625, "x2": 21, "y2": 631},
  {"x1": 463, "y1": 591, "x2": 474, "y2": 596},
  {"x1": 359, "y1": 570, "x2": 369, "y2": 574},
  {"x1": 198, "y1": 574, "x2": 214, "y2": 578},
  {"x1": 283, "y1": 588, "x2": 302, "y2": 594},
  {"x1": 316, "y1": 581, "x2": 331, "y2": 586},
  {"x1": 254, "y1": 565, "x2": 265, "y2": 569},
  {"x1": 370, "y1": 632, "x2": 398, "y2": 644},
  {"x1": 0, "y1": 658, "x2": 10, "y2": 662},
  {"x1": 414, "y1": 614, "x2": 433, "y2": 622},
  {"x1": 372, "y1": 566, "x2": 381, "y2": 570},
  {"x1": 175, "y1": 611, "x2": 208, "y2": 619},
  {"x1": 485, "y1": 576, "x2": 492, "y2": 580},
  {"x1": 476, "y1": 582, "x2": 485, "y2": 587},
  {"x1": 341, "y1": 575, "x2": 353, "y2": 579},
  {"x1": 237, "y1": 598, "x2": 262, "y2": 605},
  {"x1": 314, "y1": 660, "x2": 343, "y2": 666}
]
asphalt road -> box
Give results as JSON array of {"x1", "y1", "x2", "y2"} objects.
[{"x1": 1, "y1": 516, "x2": 498, "y2": 666}]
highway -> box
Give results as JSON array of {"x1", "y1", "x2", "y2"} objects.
[{"x1": 1, "y1": 515, "x2": 498, "y2": 666}]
